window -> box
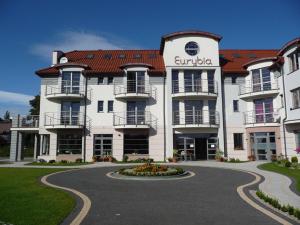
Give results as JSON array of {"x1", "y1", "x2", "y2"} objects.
[
  {"x1": 108, "y1": 101, "x2": 114, "y2": 113},
  {"x1": 133, "y1": 54, "x2": 142, "y2": 59},
  {"x1": 124, "y1": 134, "x2": 149, "y2": 154},
  {"x1": 233, "y1": 100, "x2": 239, "y2": 112},
  {"x1": 288, "y1": 51, "x2": 299, "y2": 73},
  {"x1": 234, "y1": 133, "x2": 243, "y2": 150},
  {"x1": 252, "y1": 67, "x2": 272, "y2": 92},
  {"x1": 295, "y1": 131, "x2": 300, "y2": 147},
  {"x1": 98, "y1": 101, "x2": 104, "y2": 112},
  {"x1": 98, "y1": 77, "x2": 104, "y2": 84},
  {"x1": 104, "y1": 54, "x2": 112, "y2": 59},
  {"x1": 291, "y1": 88, "x2": 300, "y2": 109},
  {"x1": 118, "y1": 54, "x2": 126, "y2": 59},
  {"x1": 57, "y1": 133, "x2": 82, "y2": 154},
  {"x1": 108, "y1": 77, "x2": 114, "y2": 84},
  {"x1": 41, "y1": 135, "x2": 50, "y2": 155},
  {"x1": 231, "y1": 76, "x2": 237, "y2": 84},
  {"x1": 94, "y1": 134, "x2": 113, "y2": 156}
]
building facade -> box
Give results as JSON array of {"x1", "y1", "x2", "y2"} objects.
[{"x1": 10, "y1": 31, "x2": 300, "y2": 162}]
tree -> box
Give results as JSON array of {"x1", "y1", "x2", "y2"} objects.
[
  {"x1": 3, "y1": 111, "x2": 10, "y2": 120},
  {"x1": 29, "y1": 95, "x2": 40, "y2": 115}
]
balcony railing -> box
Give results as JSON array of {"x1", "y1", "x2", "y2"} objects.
[
  {"x1": 44, "y1": 111, "x2": 85, "y2": 127},
  {"x1": 239, "y1": 80, "x2": 279, "y2": 96},
  {"x1": 173, "y1": 110, "x2": 220, "y2": 126},
  {"x1": 244, "y1": 109, "x2": 280, "y2": 124},
  {"x1": 113, "y1": 111, "x2": 154, "y2": 127},
  {"x1": 45, "y1": 80, "x2": 89, "y2": 98},
  {"x1": 114, "y1": 81, "x2": 156, "y2": 98},
  {"x1": 172, "y1": 79, "x2": 218, "y2": 95},
  {"x1": 12, "y1": 115, "x2": 39, "y2": 128}
]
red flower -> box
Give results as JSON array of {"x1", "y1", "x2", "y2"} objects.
[{"x1": 295, "y1": 147, "x2": 300, "y2": 154}]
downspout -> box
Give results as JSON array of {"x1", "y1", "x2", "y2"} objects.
[
  {"x1": 221, "y1": 73, "x2": 227, "y2": 157},
  {"x1": 163, "y1": 74, "x2": 166, "y2": 162},
  {"x1": 83, "y1": 76, "x2": 88, "y2": 162},
  {"x1": 281, "y1": 68, "x2": 288, "y2": 159}
]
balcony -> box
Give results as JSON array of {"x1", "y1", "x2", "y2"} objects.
[
  {"x1": 11, "y1": 115, "x2": 39, "y2": 131},
  {"x1": 45, "y1": 81, "x2": 89, "y2": 100},
  {"x1": 113, "y1": 111, "x2": 155, "y2": 129},
  {"x1": 172, "y1": 110, "x2": 220, "y2": 128},
  {"x1": 172, "y1": 80, "x2": 218, "y2": 98},
  {"x1": 244, "y1": 109, "x2": 280, "y2": 127},
  {"x1": 239, "y1": 81, "x2": 279, "y2": 99},
  {"x1": 114, "y1": 81, "x2": 156, "y2": 99},
  {"x1": 44, "y1": 111, "x2": 85, "y2": 129}
]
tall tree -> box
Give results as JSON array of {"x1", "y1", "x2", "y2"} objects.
[
  {"x1": 29, "y1": 95, "x2": 40, "y2": 115},
  {"x1": 3, "y1": 111, "x2": 10, "y2": 120}
]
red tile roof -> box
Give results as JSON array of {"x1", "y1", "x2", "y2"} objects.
[
  {"x1": 36, "y1": 49, "x2": 280, "y2": 76},
  {"x1": 36, "y1": 50, "x2": 165, "y2": 76},
  {"x1": 219, "y1": 49, "x2": 278, "y2": 74}
]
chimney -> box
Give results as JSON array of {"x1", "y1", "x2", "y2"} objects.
[{"x1": 52, "y1": 50, "x2": 64, "y2": 65}]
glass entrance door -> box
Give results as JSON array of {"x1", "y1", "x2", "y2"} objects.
[
  {"x1": 61, "y1": 102, "x2": 80, "y2": 125},
  {"x1": 254, "y1": 98, "x2": 273, "y2": 123},
  {"x1": 251, "y1": 132, "x2": 276, "y2": 160},
  {"x1": 62, "y1": 72, "x2": 80, "y2": 94},
  {"x1": 126, "y1": 101, "x2": 146, "y2": 125},
  {"x1": 184, "y1": 100, "x2": 203, "y2": 124},
  {"x1": 127, "y1": 71, "x2": 145, "y2": 93},
  {"x1": 176, "y1": 137, "x2": 195, "y2": 161}
]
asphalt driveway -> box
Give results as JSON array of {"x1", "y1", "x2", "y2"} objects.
[{"x1": 48, "y1": 166, "x2": 282, "y2": 225}]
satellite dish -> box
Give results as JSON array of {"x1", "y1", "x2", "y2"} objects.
[{"x1": 60, "y1": 57, "x2": 68, "y2": 64}]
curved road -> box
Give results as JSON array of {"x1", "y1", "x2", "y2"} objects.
[{"x1": 48, "y1": 166, "x2": 283, "y2": 225}]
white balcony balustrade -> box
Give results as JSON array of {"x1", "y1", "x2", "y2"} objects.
[
  {"x1": 45, "y1": 81, "x2": 91, "y2": 100},
  {"x1": 172, "y1": 79, "x2": 218, "y2": 98},
  {"x1": 44, "y1": 111, "x2": 85, "y2": 129},
  {"x1": 239, "y1": 80, "x2": 279, "y2": 99},
  {"x1": 243, "y1": 109, "x2": 280, "y2": 125},
  {"x1": 173, "y1": 110, "x2": 220, "y2": 128},
  {"x1": 114, "y1": 81, "x2": 156, "y2": 99},
  {"x1": 113, "y1": 111, "x2": 156, "y2": 129}
]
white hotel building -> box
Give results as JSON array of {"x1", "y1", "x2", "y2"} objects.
[{"x1": 10, "y1": 31, "x2": 300, "y2": 162}]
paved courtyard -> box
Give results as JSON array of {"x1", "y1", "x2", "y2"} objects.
[{"x1": 48, "y1": 166, "x2": 285, "y2": 225}]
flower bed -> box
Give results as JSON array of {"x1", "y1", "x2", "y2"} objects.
[{"x1": 118, "y1": 163, "x2": 185, "y2": 176}]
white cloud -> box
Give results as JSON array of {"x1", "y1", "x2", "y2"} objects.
[
  {"x1": 0, "y1": 90, "x2": 33, "y2": 105},
  {"x1": 30, "y1": 31, "x2": 140, "y2": 60}
]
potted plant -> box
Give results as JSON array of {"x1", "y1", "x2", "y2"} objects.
[
  {"x1": 248, "y1": 155, "x2": 256, "y2": 161},
  {"x1": 172, "y1": 149, "x2": 178, "y2": 163},
  {"x1": 215, "y1": 149, "x2": 224, "y2": 162}
]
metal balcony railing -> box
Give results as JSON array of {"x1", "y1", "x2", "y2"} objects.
[
  {"x1": 172, "y1": 79, "x2": 218, "y2": 94},
  {"x1": 45, "y1": 80, "x2": 90, "y2": 98},
  {"x1": 239, "y1": 80, "x2": 279, "y2": 95},
  {"x1": 173, "y1": 110, "x2": 220, "y2": 126},
  {"x1": 113, "y1": 111, "x2": 154, "y2": 127},
  {"x1": 44, "y1": 111, "x2": 85, "y2": 127},
  {"x1": 114, "y1": 81, "x2": 156, "y2": 98},
  {"x1": 244, "y1": 109, "x2": 280, "y2": 124},
  {"x1": 12, "y1": 115, "x2": 39, "y2": 128}
]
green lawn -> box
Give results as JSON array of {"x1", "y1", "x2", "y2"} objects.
[
  {"x1": 259, "y1": 162, "x2": 300, "y2": 192},
  {"x1": 0, "y1": 168, "x2": 75, "y2": 225}
]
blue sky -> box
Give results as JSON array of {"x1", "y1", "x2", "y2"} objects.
[{"x1": 0, "y1": 0, "x2": 299, "y2": 117}]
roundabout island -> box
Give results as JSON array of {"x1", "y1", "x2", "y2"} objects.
[{"x1": 107, "y1": 163, "x2": 194, "y2": 180}]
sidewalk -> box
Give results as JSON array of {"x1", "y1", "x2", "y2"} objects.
[{"x1": 178, "y1": 161, "x2": 300, "y2": 208}]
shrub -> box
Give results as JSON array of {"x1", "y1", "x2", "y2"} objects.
[
  {"x1": 291, "y1": 156, "x2": 298, "y2": 163},
  {"x1": 271, "y1": 155, "x2": 277, "y2": 162},
  {"x1": 229, "y1": 158, "x2": 236, "y2": 162},
  {"x1": 75, "y1": 158, "x2": 83, "y2": 163},
  {"x1": 123, "y1": 155, "x2": 128, "y2": 162},
  {"x1": 281, "y1": 205, "x2": 288, "y2": 212},
  {"x1": 235, "y1": 158, "x2": 240, "y2": 162},
  {"x1": 60, "y1": 160, "x2": 68, "y2": 164},
  {"x1": 287, "y1": 204, "x2": 294, "y2": 215},
  {"x1": 38, "y1": 158, "x2": 46, "y2": 163},
  {"x1": 285, "y1": 161, "x2": 292, "y2": 168},
  {"x1": 294, "y1": 208, "x2": 300, "y2": 219},
  {"x1": 48, "y1": 160, "x2": 56, "y2": 163},
  {"x1": 167, "y1": 157, "x2": 173, "y2": 162}
]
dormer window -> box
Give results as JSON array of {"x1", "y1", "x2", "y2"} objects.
[
  {"x1": 288, "y1": 50, "x2": 299, "y2": 73},
  {"x1": 86, "y1": 54, "x2": 94, "y2": 59},
  {"x1": 133, "y1": 54, "x2": 142, "y2": 59},
  {"x1": 118, "y1": 54, "x2": 126, "y2": 59},
  {"x1": 104, "y1": 54, "x2": 112, "y2": 59}
]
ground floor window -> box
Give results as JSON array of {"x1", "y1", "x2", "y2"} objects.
[
  {"x1": 295, "y1": 131, "x2": 300, "y2": 148},
  {"x1": 124, "y1": 134, "x2": 148, "y2": 154},
  {"x1": 233, "y1": 133, "x2": 243, "y2": 150},
  {"x1": 94, "y1": 134, "x2": 113, "y2": 156},
  {"x1": 57, "y1": 133, "x2": 82, "y2": 154},
  {"x1": 41, "y1": 135, "x2": 50, "y2": 155},
  {"x1": 250, "y1": 132, "x2": 276, "y2": 160}
]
